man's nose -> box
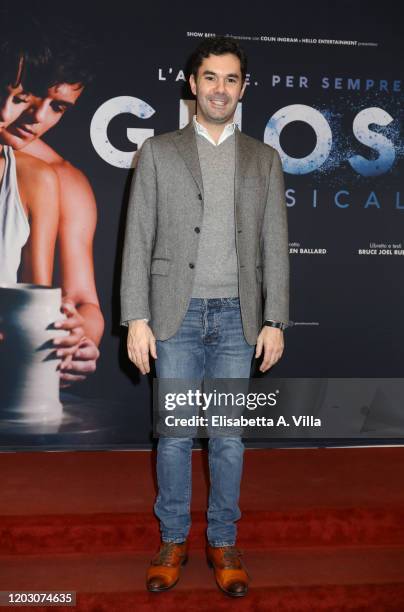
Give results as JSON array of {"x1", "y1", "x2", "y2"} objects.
[
  {"x1": 213, "y1": 79, "x2": 226, "y2": 94},
  {"x1": 30, "y1": 101, "x2": 48, "y2": 123}
]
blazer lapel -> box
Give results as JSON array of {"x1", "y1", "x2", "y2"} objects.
[
  {"x1": 235, "y1": 127, "x2": 251, "y2": 222},
  {"x1": 172, "y1": 122, "x2": 204, "y2": 197}
]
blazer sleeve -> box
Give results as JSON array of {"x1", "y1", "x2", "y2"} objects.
[
  {"x1": 120, "y1": 139, "x2": 157, "y2": 326},
  {"x1": 261, "y1": 148, "x2": 290, "y2": 325}
]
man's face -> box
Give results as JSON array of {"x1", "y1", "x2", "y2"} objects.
[
  {"x1": 0, "y1": 84, "x2": 31, "y2": 132},
  {"x1": 189, "y1": 53, "x2": 246, "y2": 125},
  {"x1": 0, "y1": 82, "x2": 83, "y2": 149}
]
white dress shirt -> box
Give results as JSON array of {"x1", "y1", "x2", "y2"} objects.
[{"x1": 193, "y1": 115, "x2": 236, "y2": 146}]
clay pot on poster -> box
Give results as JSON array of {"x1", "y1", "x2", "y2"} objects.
[{"x1": 0, "y1": 284, "x2": 67, "y2": 425}]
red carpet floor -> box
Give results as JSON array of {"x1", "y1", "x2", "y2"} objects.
[{"x1": 1, "y1": 447, "x2": 404, "y2": 610}]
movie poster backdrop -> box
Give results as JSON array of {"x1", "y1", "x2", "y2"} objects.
[{"x1": 0, "y1": 1, "x2": 402, "y2": 448}]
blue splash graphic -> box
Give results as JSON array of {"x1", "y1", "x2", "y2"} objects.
[{"x1": 264, "y1": 92, "x2": 402, "y2": 184}]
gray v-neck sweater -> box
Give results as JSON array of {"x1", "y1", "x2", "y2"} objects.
[{"x1": 191, "y1": 132, "x2": 239, "y2": 298}]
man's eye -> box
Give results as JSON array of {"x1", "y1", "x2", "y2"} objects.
[
  {"x1": 13, "y1": 96, "x2": 29, "y2": 104},
  {"x1": 50, "y1": 102, "x2": 67, "y2": 113}
]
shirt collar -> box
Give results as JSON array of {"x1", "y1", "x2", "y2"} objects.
[{"x1": 193, "y1": 115, "x2": 236, "y2": 146}]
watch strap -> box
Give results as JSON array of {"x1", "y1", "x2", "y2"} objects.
[{"x1": 264, "y1": 320, "x2": 287, "y2": 331}]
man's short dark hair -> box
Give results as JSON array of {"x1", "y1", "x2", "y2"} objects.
[
  {"x1": 0, "y1": 39, "x2": 23, "y2": 91},
  {"x1": 190, "y1": 36, "x2": 248, "y2": 82},
  {"x1": 0, "y1": 8, "x2": 32, "y2": 90},
  {"x1": 1, "y1": 8, "x2": 95, "y2": 96}
]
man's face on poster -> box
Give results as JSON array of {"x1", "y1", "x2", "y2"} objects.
[
  {"x1": 0, "y1": 82, "x2": 83, "y2": 148},
  {"x1": 0, "y1": 84, "x2": 31, "y2": 132}
]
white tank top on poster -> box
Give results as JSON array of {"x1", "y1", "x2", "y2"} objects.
[{"x1": 0, "y1": 146, "x2": 30, "y2": 282}]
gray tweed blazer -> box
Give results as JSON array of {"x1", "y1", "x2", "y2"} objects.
[{"x1": 120, "y1": 121, "x2": 289, "y2": 345}]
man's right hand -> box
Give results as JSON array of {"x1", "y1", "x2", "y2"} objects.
[{"x1": 127, "y1": 320, "x2": 157, "y2": 375}]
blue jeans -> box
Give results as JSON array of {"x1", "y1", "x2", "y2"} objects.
[{"x1": 154, "y1": 298, "x2": 255, "y2": 547}]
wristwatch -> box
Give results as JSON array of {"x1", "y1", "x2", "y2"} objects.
[{"x1": 264, "y1": 320, "x2": 287, "y2": 331}]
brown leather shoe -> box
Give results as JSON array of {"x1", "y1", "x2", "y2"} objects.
[
  {"x1": 146, "y1": 541, "x2": 188, "y2": 592},
  {"x1": 207, "y1": 544, "x2": 249, "y2": 597}
]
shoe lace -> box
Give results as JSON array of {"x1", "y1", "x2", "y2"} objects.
[
  {"x1": 222, "y1": 547, "x2": 243, "y2": 569},
  {"x1": 153, "y1": 542, "x2": 181, "y2": 567}
]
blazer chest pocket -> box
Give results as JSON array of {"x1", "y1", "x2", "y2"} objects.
[{"x1": 151, "y1": 258, "x2": 170, "y2": 276}]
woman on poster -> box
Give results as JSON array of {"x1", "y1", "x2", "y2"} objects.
[{"x1": 0, "y1": 42, "x2": 59, "y2": 285}]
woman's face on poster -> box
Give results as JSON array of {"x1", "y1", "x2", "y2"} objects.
[
  {"x1": 0, "y1": 82, "x2": 84, "y2": 149},
  {"x1": 0, "y1": 83, "x2": 31, "y2": 133}
]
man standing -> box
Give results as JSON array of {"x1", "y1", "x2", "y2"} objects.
[{"x1": 121, "y1": 37, "x2": 289, "y2": 597}]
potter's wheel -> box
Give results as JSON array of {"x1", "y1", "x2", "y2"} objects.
[{"x1": 0, "y1": 392, "x2": 149, "y2": 449}]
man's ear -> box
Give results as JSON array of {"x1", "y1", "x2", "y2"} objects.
[{"x1": 189, "y1": 74, "x2": 197, "y2": 96}]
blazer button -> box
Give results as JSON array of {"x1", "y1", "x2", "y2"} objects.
[
  {"x1": 189, "y1": 263, "x2": 195, "y2": 269},
  {"x1": 194, "y1": 227, "x2": 200, "y2": 233},
  {"x1": 198, "y1": 194, "x2": 202, "y2": 200}
]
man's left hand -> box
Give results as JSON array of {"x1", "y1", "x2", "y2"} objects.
[
  {"x1": 53, "y1": 299, "x2": 85, "y2": 359},
  {"x1": 60, "y1": 337, "x2": 100, "y2": 387},
  {"x1": 255, "y1": 326, "x2": 284, "y2": 372},
  {"x1": 53, "y1": 299, "x2": 99, "y2": 385}
]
